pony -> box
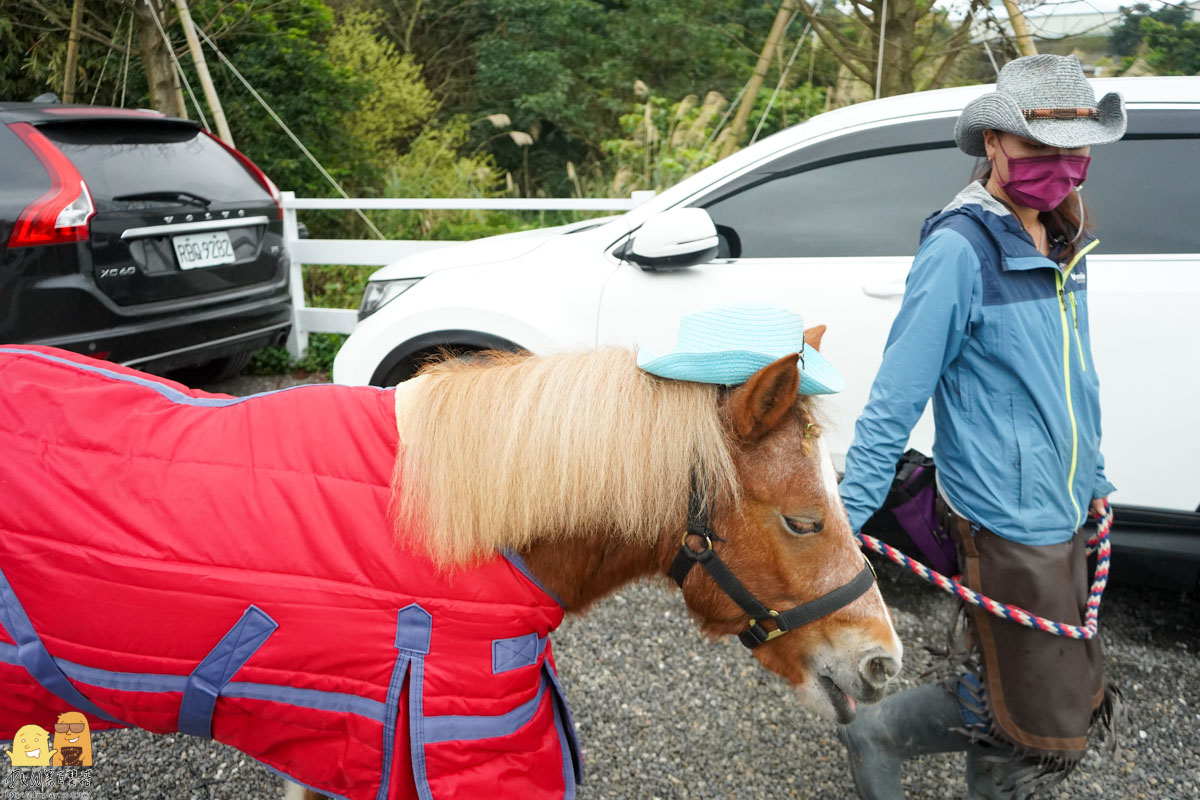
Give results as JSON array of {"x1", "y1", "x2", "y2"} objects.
[{"x1": 0, "y1": 333, "x2": 900, "y2": 800}]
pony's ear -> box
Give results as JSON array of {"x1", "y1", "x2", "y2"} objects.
[
  {"x1": 803, "y1": 324, "x2": 827, "y2": 352},
  {"x1": 729, "y1": 353, "x2": 800, "y2": 442}
]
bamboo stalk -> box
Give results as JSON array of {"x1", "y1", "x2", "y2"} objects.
[
  {"x1": 173, "y1": 0, "x2": 234, "y2": 145},
  {"x1": 720, "y1": 0, "x2": 798, "y2": 159},
  {"x1": 1001, "y1": 0, "x2": 1037, "y2": 57},
  {"x1": 63, "y1": 0, "x2": 85, "y2": 103}
]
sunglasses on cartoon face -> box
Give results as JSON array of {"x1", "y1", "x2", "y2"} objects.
[{"x1": 55, "y1": 723, "x2": 86, "y2": 734}]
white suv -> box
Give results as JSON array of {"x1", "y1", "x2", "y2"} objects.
[{"x1": 334, "y1": 76, "x2": 1200, "y2": 590}]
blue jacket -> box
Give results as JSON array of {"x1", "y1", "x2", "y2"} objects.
[{"x1": 840, "y1": 181, "x2": 1115, "y2": 546}]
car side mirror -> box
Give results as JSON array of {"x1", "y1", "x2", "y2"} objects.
[{"x1": 619, "y1": 208, "x2": 719, "y2": 271}]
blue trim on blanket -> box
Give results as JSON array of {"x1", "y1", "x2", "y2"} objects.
[
  {"x1": 220, "y1": 682, "x2": 385, "y2": 720},
  {"x1": 552, "y1": 689, "x2": 577, "y2": 800},
  {"x1": 0, "y1": 642, "x2": 387, "y2": 722},
  {"x1": 501, "y1": 550, "x2": 565, "y2": 609},
  {"x1": 492, "y1": 632, "x2": 548, "y2": 674},
  {"x1": 424, "y1": 675, "x2": 548, "y2": 745},
  {"x1": 385, "y1": 604, "x2": 432, "y2": 800},
  {"x1": 0, "y1": 566, "x2": 123, "y2": 725},
  {"x1": 545, "y1": 663, "x2": 583, "y2": 786},
  {"x1": 0, "y1": 347, "x2": 382, "y2": 407},
  {"x1": 179, "y1": 605, "x2": 278, "y2": 739}
]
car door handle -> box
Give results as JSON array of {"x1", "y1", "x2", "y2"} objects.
[{"x1": 862, "y1": 280, "x2": 906, "y2": 299}]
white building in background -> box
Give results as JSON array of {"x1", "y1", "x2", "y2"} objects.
[
  {"x1": 972, "y1": 0, "x2": 1199, "y2": 45},
  {"x1": 1020, "y1": 10, "x2": 1123, "y2": 39}
]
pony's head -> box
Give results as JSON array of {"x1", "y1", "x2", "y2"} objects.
[
  {"x1": 673, "y1": 326, "x2": 902, "y2": 723},
  {"x1": 392, "y1": 334, "x2": 900, "y2": 722}
]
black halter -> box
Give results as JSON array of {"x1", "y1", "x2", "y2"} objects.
[{"x1": 669, "y1": 487, "x2": 877, "y2": 650}]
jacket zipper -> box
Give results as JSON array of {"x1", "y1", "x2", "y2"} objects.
[
  {"x1": 1056, "y1": 239, "x2": 1099, "y2": 530},
  {"x1": 1069, "y1": 294, "x2": 1087, "y2": 371}
]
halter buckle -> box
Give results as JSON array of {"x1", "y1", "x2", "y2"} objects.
[{"x1": 742, "y1": 610, "x2": 783, "y2": 647}]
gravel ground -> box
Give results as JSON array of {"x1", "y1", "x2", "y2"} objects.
[{"x1": 11, "y1": 372, "x2": 1195, "y2": 800}]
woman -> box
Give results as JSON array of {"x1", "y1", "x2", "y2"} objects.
[{"x1": 836, "y1": 55, "x2": 1124, "y2": 799}]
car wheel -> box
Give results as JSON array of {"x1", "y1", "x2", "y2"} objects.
[
  {"x1": 380, "y1": 345, "x2": 491, "y2": 386},
  {"x1": 371, "y1": 332, "x2": 526, "y2": 386}
]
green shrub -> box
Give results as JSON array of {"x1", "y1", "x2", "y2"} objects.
[
  {"x1": 247, "y1": 333, "x2": 347, "y2": 377},
  {"x1": 246, "y1": 346, "x2": 295, "y2": 376},
  {"x1": 297, "y1": 333, "x2": 347, "y2": 373},
  {"x1": 303, "y1": 264, "x2": 377, "y2": 310}
]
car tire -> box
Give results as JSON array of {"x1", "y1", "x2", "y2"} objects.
[
  {"x1": 370, "y1": 331, "x2": 525, "y2": 386},
  {"x1": 380, "y1": 346, "x2": 490, "y2": 386}
]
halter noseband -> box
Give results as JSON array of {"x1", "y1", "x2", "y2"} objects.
[{"x1": 669, "y1": 488, "x2": 877, "y2": 650}]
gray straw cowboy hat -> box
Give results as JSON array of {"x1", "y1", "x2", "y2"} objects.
[{"x1": 955, "y1": 54, "x2": 1126, "y2": 157}]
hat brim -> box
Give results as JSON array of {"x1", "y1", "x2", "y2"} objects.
[
  {"x1": 955, "y1": 91, "x2": 1126, "y2": 157},
  {"x1": 636, "y1": 346, "x2": 845, "y2": 395}
]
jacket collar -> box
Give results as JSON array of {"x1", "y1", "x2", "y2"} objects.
[{"x1": 920, "y1": 181, "x2": 1094, "y2": 272}]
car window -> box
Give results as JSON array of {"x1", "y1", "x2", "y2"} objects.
[
  {"x1": 700, "y1": 131, "x2": 1198, "y2": 259},
  {"x1": 699, "y1": 145, "x2": 968, "y2": 258},
  {"x1": 1080, "y1": 137, "x2": 1198, "y2": 255},
  {"x1": 38, "y1": 121, "x2": 271, "y2": 211}
]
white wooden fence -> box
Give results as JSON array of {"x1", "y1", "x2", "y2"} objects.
[{"x1": 281, "y1": 190, "x2": 656, "y2": 357}]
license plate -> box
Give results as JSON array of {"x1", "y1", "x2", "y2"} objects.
[{"x1": 173, "y1": 231, "x2": 236, "y2": 269}]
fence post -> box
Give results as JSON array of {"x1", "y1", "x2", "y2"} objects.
[{"x1": 281, "y1": 191, "x2": 308, "y2": 359}]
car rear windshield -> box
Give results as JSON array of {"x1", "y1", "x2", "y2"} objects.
[{"x1": 38, "y1": 120, "x2": 271, "y2": 211}]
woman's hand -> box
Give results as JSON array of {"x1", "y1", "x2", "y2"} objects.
[{"x1": 1090, "y1": 497, "x2": 1111, "y2": 520}]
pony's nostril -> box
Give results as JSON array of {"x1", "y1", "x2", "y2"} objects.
[{"x1": 861, "y1": 654, "x2": 901, "y2": 688}]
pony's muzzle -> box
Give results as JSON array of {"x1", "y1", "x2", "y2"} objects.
[{"x1": 858, "y1": 649, "x2": 901, "y2": 692}]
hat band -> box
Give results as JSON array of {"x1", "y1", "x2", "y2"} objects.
[{"x1": 1021, "y1": 107, "x2": 1100, "y2": 121}]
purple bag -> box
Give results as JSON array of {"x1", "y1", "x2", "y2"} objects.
[{"x1": 861, "y1": 450, "x2": 959, "y2": 576}]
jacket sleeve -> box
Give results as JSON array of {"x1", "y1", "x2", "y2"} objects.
[
  {"x1": 839, "y1": 228, "x2": 979, "y2": 532},
  {"x1": 1093, "y1": 456, "x2": 1116, "y2": 499}
]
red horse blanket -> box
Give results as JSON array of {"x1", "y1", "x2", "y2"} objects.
[{"x1": 0, "y1": 346, "x2": 578, "y2": 800}]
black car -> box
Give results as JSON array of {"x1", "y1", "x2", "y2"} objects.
[{"x1": 0, "y1": 102, "x2": 291, "y2": 378}]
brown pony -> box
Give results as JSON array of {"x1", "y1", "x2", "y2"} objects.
[{"x1": 302, "y1": 327, "x2": 902, "y2": 799}]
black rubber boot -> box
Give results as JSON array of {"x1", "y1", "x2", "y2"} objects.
[
  {"x1": 966, "y1": 745, "x2": 1042, "y2": 800},
  {"x1": 837, "y1": 682, "x2": 971, "y2": 800}
]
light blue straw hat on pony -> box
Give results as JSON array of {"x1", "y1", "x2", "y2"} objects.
[{"x1": 636, "y1": 302, "x2": 844, "y2": 395}]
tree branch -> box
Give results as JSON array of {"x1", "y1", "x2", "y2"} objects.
[
  {"x1": 801, "y1": 3, "x2": 875, "y2": 60},
  {"x1": 404, "y1": 0, "x2": 424, "y2": 53},
  {"x1": 848, "y1": 0, "x2": 873, "y2": 27},
  {"x1": 25, "y1": 0, "x2": 131, "y2": 54},
  {"x1": 794, "y1": 0, "x2": 876, "y2": 86},
  {"x1": 921, "y1": 2, "x2": 984, "y2": 90},
  {"x1": 694, "y1": 19, "x2": 767, "y2": 60}
]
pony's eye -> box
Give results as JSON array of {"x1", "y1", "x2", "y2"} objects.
[{"x1": 784, "y1": 516, "x2": 823, "y2": 536}]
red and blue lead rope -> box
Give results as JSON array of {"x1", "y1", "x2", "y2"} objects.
[{"x1": 855, "y1": 500, "x2": 1112, "y2": 640}]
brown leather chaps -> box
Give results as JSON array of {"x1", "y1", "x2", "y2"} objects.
[{"x1": 940, "y1": 502, "x2": 1107, "y2": 766}]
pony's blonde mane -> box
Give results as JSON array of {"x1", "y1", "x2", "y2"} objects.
[{"x1": 392, "y1": 348, "x2": 740, "y2": 566}]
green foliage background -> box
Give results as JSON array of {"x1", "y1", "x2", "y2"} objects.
[{"x1": 4, "y1": 0, "x2": 1195, "y2": 375}]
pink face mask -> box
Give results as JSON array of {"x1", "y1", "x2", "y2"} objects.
[{"x1": 995, "y1": 138, "x2": 1090, "y2": 212}]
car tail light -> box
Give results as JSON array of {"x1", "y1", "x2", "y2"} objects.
[
  {"x1": 7, "y1": 122, "x2": 95, "y2": 248},
  {"x1": 201, "y1": 130, "x2": 283, "y2": 221}
]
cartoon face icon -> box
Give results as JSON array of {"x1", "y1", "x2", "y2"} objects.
[
  {"x1": 4, "y1": 724, "x2": 56, "y2": 766},
  {"x1": 52, "y1": 712, "x2": 93, "y2": 767}
]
